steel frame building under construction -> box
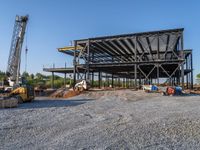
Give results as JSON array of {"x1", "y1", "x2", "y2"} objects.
[{"x1": 44, "y1": 28, "x2": 193, "y2": 89}]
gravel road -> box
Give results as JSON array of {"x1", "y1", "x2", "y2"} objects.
[{"x1": 0, "y1": 90, "x2": 200, "y2": 150}]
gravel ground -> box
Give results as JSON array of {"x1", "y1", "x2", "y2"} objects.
[{"x1": 0, "y1": 90, "x2": 200, "y2": 150}]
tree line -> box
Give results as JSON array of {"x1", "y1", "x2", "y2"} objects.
[
  {"x1": 0, "y1": 70, "x2": 200, "y2": 87},
  {"x1": 0, "y1": 71, "x2": 71, "y2": 88}
]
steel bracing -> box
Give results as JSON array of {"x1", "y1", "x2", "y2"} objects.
[
  {"x1": 72, "y1": 28, "x2": 193, "y2": 89},
  {"x1": 44, "y1": 28, "x2": 193, "y2": 89}
]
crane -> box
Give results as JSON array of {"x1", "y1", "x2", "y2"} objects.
[
  {"x1": 6, "y1": 15, "x2": 28, "y2": 86},
  {"x1": 2, "y1": 15, "x2": 34, "y2": 103}
]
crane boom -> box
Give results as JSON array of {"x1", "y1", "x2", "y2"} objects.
[{"x1": 6, "y1": 15, "x2": 28, "y2": 85}]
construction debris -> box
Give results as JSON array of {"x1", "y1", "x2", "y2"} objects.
[
  {"x1": 143, "y1": 85, "x2": 159, "y2": 93},
  {"x1": 162, "y1": 86, "x2": 183, "y2": 96},
  {"x1": 142, "y1": 84, "x2": 186, "y2": 96}
]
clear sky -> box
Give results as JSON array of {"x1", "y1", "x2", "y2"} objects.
[{"x1": 0, "y1": 0, "x2": 199, "y2": 79}]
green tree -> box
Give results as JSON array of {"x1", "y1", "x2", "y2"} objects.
[
  {"x1": 0, "y1": 71, "x2": 6, "y2": 81},
  {"x1": 197, "y1": 73, "x2": 200, "y2": 79},
  {"x1": 30, "y1": 74, "x2": 34, "y2": 80},
  {"x1": 22, "y1": 71, "x2": 29, "y2": 78},
  {"x1": 35, "y1": 73, "x2": 45, "y2": 80},
  {"x1": 197, "y1": 73, "x2": 200, "y2": 84}
]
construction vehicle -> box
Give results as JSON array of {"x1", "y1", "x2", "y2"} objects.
[
  {"x1": 2, "y1": 15, "x2": 34, "y2": 103},
  {"x1": 74, "y1": 80, "x2": 90, "y2": 92},
  {"x1": 8, "y1": 84, "x2": 34, "y2": 103}
]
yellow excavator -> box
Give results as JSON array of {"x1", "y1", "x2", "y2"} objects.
[{"x1": 2, "y1": 15, "x2": 35, "y2": 103}]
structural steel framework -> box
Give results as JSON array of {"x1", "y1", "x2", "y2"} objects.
[{"x1": 44, "y1": 28, "x2": 193, "y2": 89}]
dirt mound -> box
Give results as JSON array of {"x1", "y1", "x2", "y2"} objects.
[
  {"x1": 50, "y1": 88, "x2": 81, "y2": 98},
  {"x1": 63, "y1": 90, "x2": 81, "y2": 98},
  {"x1": 50, "y1": 88, "x2": 66, "y2": 98}
]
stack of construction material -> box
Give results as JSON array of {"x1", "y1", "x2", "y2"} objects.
[
  {"x1": 0, "y1": 98, "x2": 18, "y2": 108},
  {"x1": 163, "y1": 86, "x2": 183, "y2": 96},
  {"x1": 143, "y1": 85, "x2": 158, "y2": 92}
]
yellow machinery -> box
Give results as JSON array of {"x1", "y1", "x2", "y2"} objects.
[
  {"x1": 9, "y1": 85, "x2": 35, "y2": 103},
  {"x1": 2, "y1": 15, "x2": 35, "y2": 103}
]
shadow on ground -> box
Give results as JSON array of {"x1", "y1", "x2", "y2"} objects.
[{"x1": 17, "y1": 98, "x2": 94, "y2": 109}]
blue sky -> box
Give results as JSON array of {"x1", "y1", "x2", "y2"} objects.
[{"x1": 0, "y1": 0, "x2": 199, "y2": 79}]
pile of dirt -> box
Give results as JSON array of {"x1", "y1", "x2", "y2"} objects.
[
  {"x1": 50, "y1": 88, "x2": 81, "y2": 98},
  {"x1": 63, "y1": 90, "x2": 81, "y2": 98},
  {"x1": 50, "y1": 88, "x2": 67, "y2": 98}
]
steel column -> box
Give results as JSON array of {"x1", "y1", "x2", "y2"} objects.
[
  {"x1": 51, "y1": 72, "x2": 54, "y2": 89},
  {"x1": 181, "y1": 34, "x2": 184, "y2": 89},
  {"x1": 134, "y1": 37, "x2": 137, "y2": 90},
  {"x1": 111, "y1": 73, "x2": 114, "y2": 88},
  {"x1": 98, "y1": 70, "x2": 101, "y2": 89},
  {"x1": 87, "y1": 40, "x2": 90, "y2": 80},
  {"x1": 191, "y1": 53, "x2": 193, "y2": 89},
  {"x1": 73, "y1": 41, "x2": 77, "y2": 86}
]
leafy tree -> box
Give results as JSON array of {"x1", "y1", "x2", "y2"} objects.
[
  {"x1": 22, "y1": 72, "x2": 29, "y2": 78},
  {"x1": 0, "y1": 71, "x2": 6, "y2": 81},
  {"x1": 35, "y1": 73, "x2": 45, "y2": 80},
  {"x1": 197, "y1": 73, "x2": 200, "y2": 84},
  {"x1": 30, "y1": 74, "x2": 34, "y2": 80},
  {"x1": 197, "y1": 73, "x2": 200, "y2": 79},
  {"x1": 0, "y1": 70, "x2": 67, "y2": 89}
]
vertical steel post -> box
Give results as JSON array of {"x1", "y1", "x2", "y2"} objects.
[
  {"x1": 139, "y1": 71, "x2": 141, "y2": 89},
  {"x1": 118, "y1": 77, "x2": 120, "y2": 87},
  {"x1": 157, "y1": 33, "x2": 160, "y2": 60},
  {"x1": 73, "y1": 41, "x2": 77, "y2": 86},
  {"x1": 157, "y1": 64, "x2": 159, "y2": 85},
  {"x1": 157, "y1": 34, "x2": 160, "y2": 85},
  {"x1": 111, "y1": 73, "x2": 114, "y2": 88},
  {"x1": 51, "y1": 72, "x2": 54, "y2": 89},
  {"x1": 134, "y1": 36, "x2": 137, "y2": 90},
  {"x1": 186, "y1": 56, "x2": 189, "y2": 89},
  {"x1": 98, "y1": 70, "x2": 101, "y2": 89},
  {"x1": 92, "y1": 71, "x2": 94, "y2": 87},
  {"x1": 87, "y1": 40, "x2": 90, "y2": 80},
  {"x1": 181, "y1": 34, "x2": 184, "y2": 89},
  {"x1": 191, "y1": 53, "x2": 193, "y2": 89}
]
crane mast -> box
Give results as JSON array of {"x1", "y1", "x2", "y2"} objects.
[{"x1": 6, "y1": 15, "x2": 28, "y2": 86}]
